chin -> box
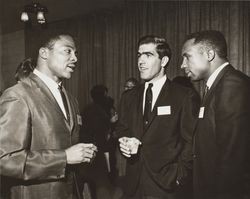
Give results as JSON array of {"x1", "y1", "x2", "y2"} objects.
[
  {"x1": 64, "y1": 74, "x2": 72, "y2": 79},
  {"x1": 191, "y1": 76, "x2": 202, "y2": 81},
  {"x1": 140, "y1": 75, "x2": 150, "y2": 81},
  {"x1": 191, "y1": 78, "x2": 200, "y2": 82}
]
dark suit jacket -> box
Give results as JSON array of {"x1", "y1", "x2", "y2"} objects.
[
  {"x1": 0, "y1": 73, "x2": 82, "y2": 199},
  {"x1": 193, "y1": 65, "x2": 250, "y2": 199},
  {"x1": 116, "y1": 79, "x2": 199, "y2": 197}
]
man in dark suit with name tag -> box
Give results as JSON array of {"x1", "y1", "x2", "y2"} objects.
[
  {"x1": 116, "y1": 35, "x2": 199, "y2": 199},
  {"x1": 0, "y1": 34, "x2": 97, "y2": 199},
  {"x1": 181, "y1": 30, "x2": 250, "y2": 199}
]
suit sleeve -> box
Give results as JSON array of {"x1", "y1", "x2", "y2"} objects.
[
  {"x1": 177, "y1": 89, "x2": 200, "y2": 184},
  {"x1": 214, "y1": 77, "x2": 250, "y2": 197},
  {"x1": 0, "y1": 90, "x2": 67, "y2": 181},
  {"x1": 115, "y1": 92, "x2": 134, "y2": 138}
]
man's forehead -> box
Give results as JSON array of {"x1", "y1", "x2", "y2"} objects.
[
  {"x1": 55, "y1": 36, "x2": 76, "y2": 48},
  {"x1": 182, "y1": 39, "x2": 200, "y2": 53},
  {"x1": 138, "y1": 43, "x2": 157, "y2": 52}
]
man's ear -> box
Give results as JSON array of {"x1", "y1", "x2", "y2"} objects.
[
  {"x1": 207, "y1": 49, "x2": 215, "y2": 62},
  {"x1": 39, "y1": 47, "x2": 49, "y2": 60},
  {"x1": 161, "y1": 56, "x2": 169, "y2": 68}
]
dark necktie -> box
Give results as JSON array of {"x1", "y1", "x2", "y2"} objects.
[
  {"x1": 143, "y1": 83, "x2": 153, "y2": 127},
  {"x1": 202, "y1": 85, "x2": 209, "y2": 103},
  {"x1": 58, "y1": 85, "x2": 70, "y2": 122}
]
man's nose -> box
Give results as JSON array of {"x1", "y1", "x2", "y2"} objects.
[
  {"x1": 138, "y1": 56, "x2": 144, "y2": 66},
  {"x1": 71, "y1": 53, "x2": 77, "y2": 63},
  {"x1": 180, "y1": 60, "x2": 187, "y2": 69}
]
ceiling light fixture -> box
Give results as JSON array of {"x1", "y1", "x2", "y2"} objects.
[{"x1": 21, "y1": 3, "x2": 48, "y2": 25}]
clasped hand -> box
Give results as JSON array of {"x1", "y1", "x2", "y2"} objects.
[
  {"x1": 119, "y1": 137, "x2": 142, "y2": 158},
  {"x1": 65, "y1": 143, "x2": 97, "y2": 164}
]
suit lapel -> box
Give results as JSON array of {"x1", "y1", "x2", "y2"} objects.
[
  {"x1": 136, "y1": 85, "x2": 145, "y2": 138},
  {"x1": 193, "y1": 65, "x2": 233, "y2": 154},
  {"x1": 203, "y1": 65, "x2": 233, "y2": 105},
  {"x1": 63, "y1": 88, "x2": 75, "y2": 131},
  {"x1": 143, "y1": 79, "x2": 171, "y2": 133},
  {"x1": 29, "y1": 73, "x2": 71, "y2": 130}
]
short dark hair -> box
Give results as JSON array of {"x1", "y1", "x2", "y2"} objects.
[
  {"x1": 138, "y1": 35, "x2": 172, "y2": 61},
  {"x1": 185, "y1": 30, "x2": 227, "y2": 58},
  {"x1": 41, "y1": 34, "x2": 74, "y2": 49}
]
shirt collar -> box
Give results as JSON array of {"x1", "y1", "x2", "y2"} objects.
[
  {"x1": 33, "y1": 69, "x2": 61, "y2": 90},
  {"x1": 145, "y1": 75, "x2": 167, "y2": 90},
  {"x1": 206, "y1": 62, "x2": 229, "y2": 89}
]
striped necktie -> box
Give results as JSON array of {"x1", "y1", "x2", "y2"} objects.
[{"x1": 143, "y1": 83, "x2": 153, "y2": 128}]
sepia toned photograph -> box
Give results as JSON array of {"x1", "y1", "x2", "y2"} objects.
[{"x1": 0, "y1": 0, "x2": 250, "y2": 199}]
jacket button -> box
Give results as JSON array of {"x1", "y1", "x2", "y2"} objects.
[{"x1": 193, "y1": 154, "x2": 197, "y2": 159}]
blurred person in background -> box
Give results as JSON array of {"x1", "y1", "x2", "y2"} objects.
[
  {"x1": 80, "y1": 85, "x2": 118, "y2": 199},
  {"x1": 124, "y1": 77, "x2": 139, "y2": 91},
  {"x1": 15, "y1": 58, "x2": 35, "y2": 82}
]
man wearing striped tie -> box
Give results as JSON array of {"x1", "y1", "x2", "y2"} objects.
[{"x1": 117, "y1": 35, "x2": 199, "y2": 199}]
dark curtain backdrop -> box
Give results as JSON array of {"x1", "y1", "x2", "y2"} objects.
[{"x1": 25, "y1": 1, "x2": 250, "y2": 111}]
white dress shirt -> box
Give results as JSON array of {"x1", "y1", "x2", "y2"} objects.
[
  {"x1": 206, "y1": 62, "x2": 229, "y2": 89},
  {"x1": 143, "y1": 75, "x2": 167, "y2": 113},
  {"x1": 33, "y1": 69, "x2": 68, "y2": 118}
]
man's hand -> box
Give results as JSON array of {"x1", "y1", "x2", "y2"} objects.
[
  {"x1": 65, "y1": 143, "x2": 97, "y2": 164},
  {"x1": 119, "y1": 137, "x2": 141, "y2": 158}
]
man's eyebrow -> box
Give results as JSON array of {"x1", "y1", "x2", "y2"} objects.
[
  {"x1": 137, "y1": 51, "x2": 154, "y2": 56},
  {"x1": 64, "y1": 44, "x2": 76, "y2": 49},
  {"x1": 182, "y1": 52, "x2": 188, "y2": 57}
]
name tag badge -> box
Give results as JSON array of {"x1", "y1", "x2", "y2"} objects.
[
  {"x1": 157, "y1": 106, "x2": 171, "y2": 116},
  {"x1": 198, "y1": 107, "x2": 205, "y2": 118},
  {"x1": 77, "y1": 114, "x2": 82, "y2": 125}
]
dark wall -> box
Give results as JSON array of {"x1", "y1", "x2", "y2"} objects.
[{"x1": 24, "y1": 1, "x2": 250, "y2": 110}]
